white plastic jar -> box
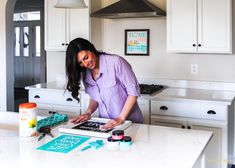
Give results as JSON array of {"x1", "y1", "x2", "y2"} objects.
[
  {"x1": 19, "y1": 102, "x2": 37, "y2": 137},
  {"x1": 107, "y1": 136, "x2": 120, "y2": 150}
]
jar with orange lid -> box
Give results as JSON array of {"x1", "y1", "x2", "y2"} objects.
[{"x1": 19, "y1": 102, "x2": 37, "y2": 137}]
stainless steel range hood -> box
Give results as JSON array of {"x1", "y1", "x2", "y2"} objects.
[{"x1": 90, "y1": 0, "x2": 166, "y2": 19}]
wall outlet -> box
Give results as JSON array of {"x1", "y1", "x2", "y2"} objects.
[{"x1": 190, "y1": 64, "x2": 198, "y2": 74}]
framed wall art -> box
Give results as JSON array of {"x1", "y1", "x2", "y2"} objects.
[{"x1": 125, "y1": 29, "x2": 150, "y2": 56}]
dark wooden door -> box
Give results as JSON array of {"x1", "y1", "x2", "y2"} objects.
[{"x1": 14, "y1": 21, "x2": 41, "y2": 88}]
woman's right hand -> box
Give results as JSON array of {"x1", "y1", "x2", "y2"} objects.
[{"x1": 71, "y1": 113, "x2": 91, "y2": 124}]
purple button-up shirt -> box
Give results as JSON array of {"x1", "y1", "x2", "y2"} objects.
[{"x1": 84, "y1": 54, "x2": 143, "y2": 123}]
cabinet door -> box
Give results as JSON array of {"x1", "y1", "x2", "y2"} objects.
[
  {"x1": 167, "y1": 0, "x2": 232, "y2": 53},
  {"x1": 138, "y1": 99, "x2": 150, "y2": 124},
  {"x1": 44, "y1": 0, "x2": 66, "y2": 51},
  {"x1": 188, "y1": 120, "x2": 227, "y2": 168},
  {"x1": 167, "y1": 0, "x2": 197, "y2": 53},
  {"x1": 151, "y1": 115, "x2": 187, "y2": 128},
  {"x1": 67, "y1": 0, "x2": 90, "y2": 42},
  {"x1": 197, "y1": 0, "x2": 232, "y2": 53}
]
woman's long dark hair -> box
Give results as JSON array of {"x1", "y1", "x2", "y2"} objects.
[{"x1": 66, "y1": 38, "x2": 102, "y2": 101}]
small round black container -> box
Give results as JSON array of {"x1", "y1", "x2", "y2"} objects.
[
  {"x1": 121, "y1": 136, "x2": 132, "y2": 142},
  {"x1": 112, "y1": 130, "x2": 124, "y2": 140}
]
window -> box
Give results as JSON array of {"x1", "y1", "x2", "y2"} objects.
[
  {"x1": 14, "y1": 11, "x2": 40, "y2": 21},
  {"x1": 36, "y1": 26, "x2": 41, "y2": 57},
  {"x1": 14, "y1": 27, "x2": 20, "y2": 56},
  {"x1": 23, "y1": 27, "x2": 29, "y2": 57}
]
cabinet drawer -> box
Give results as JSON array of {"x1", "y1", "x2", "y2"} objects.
[
  {"x1": 151, "y1": 100, "x2": 227, "y2": 121},
  {"x1": 29, "y1": 90, "x2": 81, "y2": 107},
  {"x1": 151, "y1": 115, "x2": 188, "y2": 128}
]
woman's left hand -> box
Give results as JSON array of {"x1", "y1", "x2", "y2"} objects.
[{"x1": 101, "y1": 117, "x2": 125, "y2": 130}]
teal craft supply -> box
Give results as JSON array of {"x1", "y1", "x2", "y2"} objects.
[
  {"x1": 89, "y1": 140, "x2": 104, "y2": 149},
  {"x1": 37, "y1": 113, "x2": 68, "y2": 131},
  {"x1": 37, "y1": 134, "x2": 90, "y2": 153},
  {"x1": 96, "y1": 140, "x2": 104, "y2": 146},
  {"x1": 80, "y1": 145, "x2": 91, "y2": 152}
]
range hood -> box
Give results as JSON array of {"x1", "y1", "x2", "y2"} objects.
[{"x1": 90, "y1": 0, "x2": 166, "y2": 19}]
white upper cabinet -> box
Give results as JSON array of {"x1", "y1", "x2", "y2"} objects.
[
  {"x1": 45, "y1": 0, "x2": 90, "y2": 51},
  {"x1": 167, "y1": 0, "x2": 232, "y2": 54}
]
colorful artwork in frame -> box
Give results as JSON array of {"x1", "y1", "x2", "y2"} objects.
[{"x1": 125, "y1": 29, "x2": 150, "y2": 56}]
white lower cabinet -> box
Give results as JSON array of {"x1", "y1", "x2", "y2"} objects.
[
  {"x1": 189, "y1": 120, "x2": 225, "y2": 168},
  {"x1": 138, "y1": 98, "x2": 150, "y2": 124},
  {"x1": 151, "y1": 100, "x2": 233, "y2": 168},
  {"x1": 151, "y1": 115, "x2": 225, "y2": 168},
  {"x1": 27, "y1": 89, "x2": 99, "y2": 117},
  {"x1": 28, "y1": 89, "x2": 81, "y2": 117},
  {"x1": 151, "y1": 115, "x2": 187, "y2": 128}
]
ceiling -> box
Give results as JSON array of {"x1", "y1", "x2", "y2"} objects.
[{"x1": 14, "y1": 0, "x2": 43, "y2": 13}]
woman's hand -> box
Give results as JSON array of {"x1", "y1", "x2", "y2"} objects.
[
  {"x1": 101, "y1": 117, "x2": 125, "y2": 130},
  {"x1": 71, "y1": 113, "x2": 91, "y2": 124}
]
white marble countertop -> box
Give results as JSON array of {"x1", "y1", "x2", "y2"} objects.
[
  {"x1": 26, "y1": 81, "x2": 235, "y2": 105},
  {"x1": 25, "y1": 81, "x2": 68, "y2": 91},
  {"x1": 0, "y1": 111, "x2": 212, "y2": 168},
  {"x1": 150, "y1": 87, "x2": 235, "y2": 105}
]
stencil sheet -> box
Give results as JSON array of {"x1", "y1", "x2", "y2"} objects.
[{"x1": 37, "y1": 134, "x2": 90, "y2": 153}]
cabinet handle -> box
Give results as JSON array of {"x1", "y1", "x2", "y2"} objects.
[
  {"x1": 198, "y1": 44, "x2": 202, "y2": 47},
  {"x1": 160, "y1": 106, "x2": 168, "y2": 110},
  {"x1": 66, "y1": 43, "x2": 69, "y2": 46},
  {"x1": 187, "y1": 126, "x2": 191, "y2": 129},
  {"x1": 34, "y1": 95, "x2": 40, "y2": 99},
  {"x1": 192, "y1": 44, "x2": 196, "y2": 47},
  {"x1": 62, "y1": 43, "x2": 65, "y2": 46},
  {"x1": 207, "y1": 110, "x2": 216, "y2": 115},
  {"x1": 181, "y1": 125, "x2": 185, "y2": 129},
  {"x1": 66, "y1": 98, "x2": 73, "y2": 101}
]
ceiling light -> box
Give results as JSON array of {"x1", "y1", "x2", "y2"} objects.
[{"x1": 54, "y1": 0, "x2": 88, "y2": 9}]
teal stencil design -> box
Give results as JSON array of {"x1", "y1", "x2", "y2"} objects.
[{"x1": 37, "y1": 134, "x2": 90, "y2": 153}]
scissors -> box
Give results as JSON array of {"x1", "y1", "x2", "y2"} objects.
[{"x1": 38, "y1": 127, "x2": 54, "y2": 141}]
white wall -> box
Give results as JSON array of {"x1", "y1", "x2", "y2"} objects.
[
  {"x1": 46, "y1": 51, "x2": 66, "y2": 82},
  {"x1": 0, "y1": 0, "x2": 7, "y2": 111},
  {"x1": 46, "y1": 0, "x2": 235, "y2": 83},
  {"x1": 102, "y1": 18, "x2": 235, "y2": 82},
  {"x1": 101, "y1": 0, "x2": 235, "y2": 83}
]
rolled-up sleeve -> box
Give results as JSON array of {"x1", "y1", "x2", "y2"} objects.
[{"x1": 115, "y1": 57, "x2": 140, "y2": 96}]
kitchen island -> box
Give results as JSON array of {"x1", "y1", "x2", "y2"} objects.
[{"x1": 0, "y1": 111, "x2": 212, "y2": 168}]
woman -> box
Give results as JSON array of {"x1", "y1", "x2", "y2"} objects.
[{"x1": 66, "y1": 38, "x2": 143, "y2": 130}]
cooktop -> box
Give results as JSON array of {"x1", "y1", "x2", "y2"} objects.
[{"x1": 139, "y1": 84, "x2": 165, "y2": 95}]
